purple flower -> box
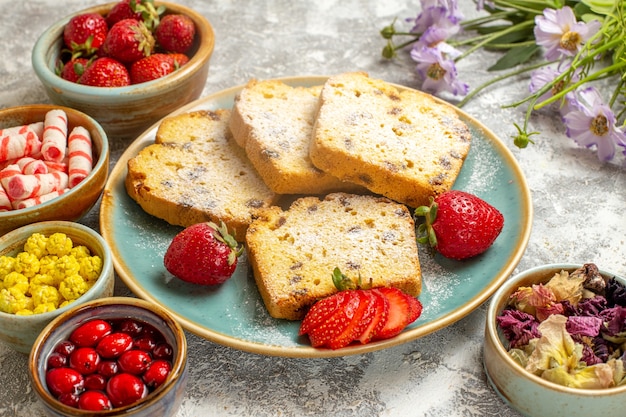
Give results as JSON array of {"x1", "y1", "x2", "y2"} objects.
[
  {"x1": 496, "y1": 308, "x2": 540, "y2": 348},
  {"x1": 534, "y1": 6, "x2": 601, "y2": 61},
  {"x1": 562, "y1": 87, "x2": 626, "y2": 161},
  {"x1": 529, "y1": 64, "x2": 579, "y2": 114},
  {"x1": 409, "y1": 0, "x2": 463, "y2": 35},
  {"x1": 411, "y1": 45, "x2": 468, "y2": 96}
]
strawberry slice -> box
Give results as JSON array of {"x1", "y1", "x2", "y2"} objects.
[
  {"x1": 307, "y1": 291, "x2": 361, "y2": 348},
  {"x1": 405, "y1": 294, "x2": 423, "y2": 324},
  {"x1": 329, "y1": 290, "x2": 377, "y2": 349},
  {"x1": 299, "y1": 290, "x2": 354, "y2": 336},
  {"x1": 371, "y1": 287, "x2": 412, "y2": 340},
  {"x1": 355, "y1": 290, "x2": 389, "y2": 344}
]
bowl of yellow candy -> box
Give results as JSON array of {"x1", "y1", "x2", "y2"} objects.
[{"x1": 0, "y1": 221, "x2": 114, "y2": 353}]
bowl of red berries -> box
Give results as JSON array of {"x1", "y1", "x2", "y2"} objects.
[
  {"x1": 29, "y1": 296, "x2": 187, "y2": 416},
  {"x1": 31, "y1": 0, "x2": 215, "y2": 139}
]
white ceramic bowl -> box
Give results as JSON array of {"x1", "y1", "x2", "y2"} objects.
[
  {"x1": 484, "y1": 263, "x2": 626, "y2": 417},
  {"x1": 0, "y1": 221, "x2": 114, "y2": 353}
]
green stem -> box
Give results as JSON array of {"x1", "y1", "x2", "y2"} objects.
[
  {"x1": 490, "y1": 0, "x2": 548, "y2": 14},
  {"x1": 535, "y1": 61, "x2": 626, "y2": 109},
  {"x1": 457, "y1": 60, "x2": 552, "y2": 107},
  {"x1": 461, "y1": 10, "x2": 520, "y2": 29},
  {"x1": 454, "y1": 20, "x2": 534, "y2": 62}
]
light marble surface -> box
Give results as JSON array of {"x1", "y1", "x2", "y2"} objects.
[{"x1": 1, "y1": 1, "x2": 625, "y2": 416}]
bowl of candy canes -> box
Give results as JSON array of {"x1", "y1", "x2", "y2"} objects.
[
  {"x1": 0, "y1": 221, "x2": 114, "y2": 354},
  {"x1": 0, "y1": 104, "x2": 109, "y2": 236},
  {"x1": 29, "y1": 297, "x2": 187, "y2": 416},
  {"x1": 484, "y1": 263, "x2": 626, "y2": 417},
  {"x1": 31, "y1": 0, "x2": 215, "y2": 139}
]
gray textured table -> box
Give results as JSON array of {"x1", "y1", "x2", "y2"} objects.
[{"x1": 1, "y1": 1, "x2": 624, "y2": 416}]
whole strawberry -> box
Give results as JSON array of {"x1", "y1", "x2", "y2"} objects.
[
  {"x1": 78, "y1": 57, "x2": 131, "y2": 87},
  {"x1": 106, "y1": 0, "x2": 164, "y2": 30},
  {"x1": 129, "y1": 53, "x2": 189, "y2": 84},
  {"x1": 63, "y1": 13, "x2": 108, "y2": 57},
  {"x1": 101, "y1": 18, "x2": 155, "y2": 64},
  {"x1": 58, "y1": 57, "x2": 89, "y2": 83},
  {"x1": 154, "y1": 14, "x2": 196, "y2": 53},
  {"x1": 415, "y1": 190, "x2": 504, "y2": 260},
  {"x1": 164, "y1": 222, "x2": 243, "y2": 285}
]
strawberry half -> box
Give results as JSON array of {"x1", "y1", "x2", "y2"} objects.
[
  {"x1": 415, "y1": 190, "x2": 504, "y2": 260},
  {"x1": 163, "y1": 221, "x2": 243, "y2": 285}
]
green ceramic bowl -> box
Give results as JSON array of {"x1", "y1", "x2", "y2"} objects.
[
  {"x1": 0, "y1": 221, "x2": 114, "y2": 353},
  {"x1": 484, "y1": 263, "x2": 626, "y2": 417},
  {"x1": 0, "y1": 104, "x2": 109, "y2": 236},
  {"x1": 31, "y1": 1, "x2": 215, "y2": 139}
]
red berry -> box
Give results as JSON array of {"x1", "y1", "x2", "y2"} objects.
[
  {"x1": 164, "y1": 222, "x2": 243, "y2": 285},
  {"x1": 84, "y1": 373, "x2": 107, "y2": 391},
  {"x1": 415, "y1": 190, "x2": 504, "y2": 260},
  {"x1": 53, "y1": 340, "x2": 76, "y2": 356},
  {"x1": 78, "y1": 390, "x2": 113, "y2": 411},
  {"x1": 98, "y1": 360, "x2": 120, "y2": 378},
  {"x1": 63, "y1": 13, "x2": 108, "y2": 56},
  {"x1": 70, "y1": 319, "x2": 112, "y2": 347},
  {"x1": 117, "y1": 319, "x2": 144, "y2": 337},
  {"x1": 102, "y1": 18, "x2": 155, "y2": 64},
  {"x1": 47, "y1": 352, "x2": 68, "y2": 369},
  {"x1": 46, "y1": 367, "x2": 84, "y2": 398},
  {"x1": 106, "y1": 373, "x2": 148, "y2": 408},
  {"x1": 58, "y1": 57, "x2": 89, "y2": 83},
  {"x1": 96, "y1": 332, "x2": 134, "y2": 359},
  {"x1": 69, "y1": 347, "x2": 101, "y2": 375},
  {"x1": 154, "y1": 14, "x2": 196, "y2": 53},
  {"x1": 78, "y1": 57, "x2": 131, "y2": 87},
  {"x1": 118, "y1": 350, "x2": 152, "y2": 375},
  {"x1": 106, "y1": 0, "x2": 142, "y2": 27},
  {"x1": 134, "y1": 334, "x2": 156, "y2": 351},
  {"x1": 57, "y1": 392, "x2": 80, "y2": 408},
  {"x1": 152, "y1": 342, "x2": 174, "y2": 361},
  {"x1": 129, "y1": 53, "x2": 189, "y2": 84},
  {"x1": 142, "y1": 359, "x2": 171, "y2": 389}
]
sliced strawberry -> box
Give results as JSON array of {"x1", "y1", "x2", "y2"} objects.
[
  {"x1": 307, "y1": 292, "x2": 361, "y2": 348},
  {"x1": 405, "y1": 294, "x2": 423, "y2": 324},
  {"x1": 355, "y1": 290, "x2": 388, "y2": 344},
  {"x1": 329, "y1": 290, "x2": 377, "y2": 349},
  {"x1": 299, "y1": 291, "x2": 353, "y2": 336},
  {"x1": 371, "y1": 287, "x2": 411, "y2": 340}
]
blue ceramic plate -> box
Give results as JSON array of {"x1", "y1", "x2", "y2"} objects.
[{"x1": 100, "y1": 76, "x2": 532, "y2": 358}]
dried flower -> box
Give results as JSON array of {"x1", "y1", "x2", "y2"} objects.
[{"x1": 381, "y1": 0, "x2": 626, "y2": 165}]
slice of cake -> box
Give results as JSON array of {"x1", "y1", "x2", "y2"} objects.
[
  {"x1": 246, "y1": 192, "x2": 422, "y2": 320},
  {"x1": 125, "y1": 109, "x2": 280, "y2": 241},
  {"x1": 229, "y1": 79, "x2": 363, "y2": 195},
  {"x1": 309, "y1": 72, "x2": 472, "y2": 208}
]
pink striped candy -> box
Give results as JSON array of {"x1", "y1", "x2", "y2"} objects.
[
  {"x1": 0, "y1": 186, "x2": 11, "y2": 211},
  {"x1": 12, "y1": 188, "x2": 69, "y2": 210},
  {"x1": 0, "y1": 122, "x2": 43, "y2": 162},
  {"x1": 15, "y1": 156, "x2": 48, "y2": 175},
  {"x1": 67, "y1": 126, "x2": 93, "y2": 188},
  {"x1": 2, "y1": 171, "x2": 68, "y2": 201},
  {"x1": 41, "y1": 109, "x2": 68, "y2": 163}
]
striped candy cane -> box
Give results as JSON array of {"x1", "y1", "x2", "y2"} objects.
[
  {"x1": 12, "y1": 188, "x2": 69, "y2": 210},
  {"x1": 67, "y1": 126, "x2": 93, "y2": 188},
  {"x1": 41, "y1": 109, "x2": 68, "y2": 163},
  {"x1": 0, "y1": 163, "x2": 21, "y2": 182},
  {"x1": 0, "y1": 122, "x2": 44, "y2": 162},
  {"x1": 2, "y1": 171, "x2": 68, "y2": 200}
]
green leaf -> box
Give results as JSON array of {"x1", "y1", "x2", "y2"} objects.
[{"x1": 488, "y1": 44, "x2": 541, "y2": 71}]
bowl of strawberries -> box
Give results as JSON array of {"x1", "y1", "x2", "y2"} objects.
[{"x1": 31, "y1": 0, "x2": 215, "y2": 139}]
